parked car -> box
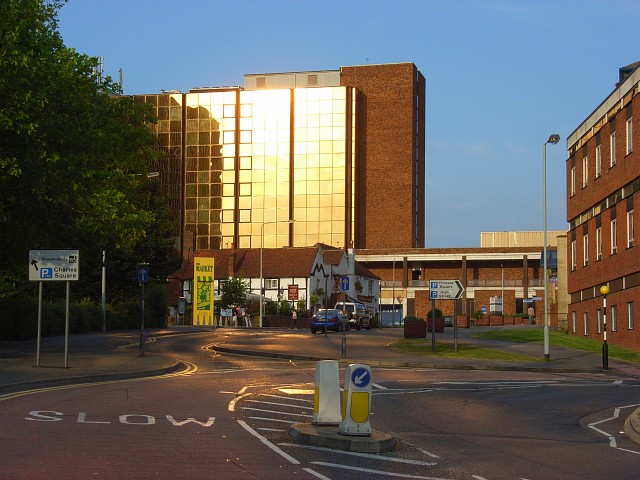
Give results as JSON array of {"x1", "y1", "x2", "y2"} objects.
[
  {"x1": 310, "y1": 309, "x2": 349, "y2": 333},
  {"x1": 334, "y1": 302, "x2": 371, "y2": 330}
]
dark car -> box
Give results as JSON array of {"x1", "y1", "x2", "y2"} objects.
[{"x1": 310, "y1": 309, "x2": 349, "y2": 334}]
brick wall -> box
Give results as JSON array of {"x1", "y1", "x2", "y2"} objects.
[{"x1": 341, "y1": 63, "x2": 425, "y2": 249}]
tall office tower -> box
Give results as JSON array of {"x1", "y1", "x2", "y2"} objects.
[{"x1": 134, "y1": 63, "x2": 426, "y2": 257}]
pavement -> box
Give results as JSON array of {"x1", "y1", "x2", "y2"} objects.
[{"x1": 2, "y1": 324, "x2": 639, "y2": 449}]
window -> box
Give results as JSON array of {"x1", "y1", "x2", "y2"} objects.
[
  {"x1": 571, "y1": 240, "x2": 577, "y2": 271},
  {"x1": 265, "y1": 279, "x2": 278, "y2": 289},
  {"x1": 595, "y1": 144, "x2": 602, "y2": 178},
  {"x1": 628, "y1": 302, "x2": 635, "y2": 330},
  {"x1": 596, "y1": 309, "x2": 602, "y2": 334},
  {"x1": 571, "y1": 311, "x2": 576, "y2": 333},
  {"x1": 583, "y1": 233, "x2": 589, "y2": 266},
  {"x1": 583, "y1": 312, "x2": 589, "y2": 336},
  {"x1": 610, "y1": 131, "x2": 617, "y2": 166},
  {"x1": 596, "y1": 227, "x2": 602, "y2": 261},
  {"x1": 582, "y1": 156, "x2": 588, "y2": 187},
  {"x1": 570, "y1": 166, "x2": 576, "y2": 196},
  {"x1": 611, "y1": 218, "x2": 617, "y2": 254},
  {"x1": 626, "y1": 118, "x2": 633, "y2": 155},
  {"x1": 611, "y1": 304, "x2": 617, "y2": 332},
  {"x1": 627, "y1": 210, "x2": 635, "y2": 248}
]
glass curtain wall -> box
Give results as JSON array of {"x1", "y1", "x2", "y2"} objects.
[{"x1": 145, "y1": 85, "x2": 356, "y2": 252}]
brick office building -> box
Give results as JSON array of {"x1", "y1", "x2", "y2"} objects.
[
  {"x1": 566, "y1": 62, "x2": 640, "y2": 350},
  {"x1": 134, "y1": 63, "x2": 425, "y2": 257}
]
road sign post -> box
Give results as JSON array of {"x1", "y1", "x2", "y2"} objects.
[
  {"x1": 137, "y1": 263, "x2": 149, "y2": 357},
  {"x1": 29, "y1": 250, "x2": 79, "y2": 368},
  {"x1": 429, "y1": 280, "x2": 465, "y2": 353}
]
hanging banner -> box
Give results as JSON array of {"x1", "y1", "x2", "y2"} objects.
[{"x1": 193, "y1": 257, "x2": 215, "y2": 326}]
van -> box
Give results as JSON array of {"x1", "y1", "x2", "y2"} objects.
[{"x1": 334, "y1": 302, "x2": 371, "y2": 330}]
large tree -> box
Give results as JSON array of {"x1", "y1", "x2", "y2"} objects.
[{"x1": 0, "y1": 0, "x2": 177, "y2": 299}]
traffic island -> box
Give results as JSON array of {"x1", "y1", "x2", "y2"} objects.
[
  {"x1": 289, "y1": 423, "x2": 396, "y2": 453},
  {"x1": 624, "y1": 407, "x2": 640, "y2": 445}
]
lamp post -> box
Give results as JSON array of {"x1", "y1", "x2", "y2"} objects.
[
  {"x1": 543, "y1": 133, "x2": 560, "y2": 361},
  {"x1": 260, "y1": 219, "x2": 293, "y2": 327},
  {"x1": 600, "y1": 285, "x2": 609, "y2": 370}
]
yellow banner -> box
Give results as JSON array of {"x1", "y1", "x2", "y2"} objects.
[{"x1": 193, "y1": 257, "x2": 215, "y2": 326}]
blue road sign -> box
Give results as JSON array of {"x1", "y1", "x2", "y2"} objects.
[
  {"x1": 482, "y1": 305, "x2": 487, "y2": 314},
  {"x1": 341, "y1": 276, "x2": 349, "y2": 291},
  {"x1": 137, "y1": 264, "x2": 149, "y2": 283},
  {"x1": 41, "y1": 268, "x2": 53, "y2": 279},
  {"x1": 351, "y1": 366, "x2": 371, "y2": 388}
]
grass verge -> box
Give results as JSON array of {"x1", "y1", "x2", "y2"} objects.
[
  {"x1": 473, "y1": 329, "x2": 640, "y2": 364},
  {"x1": 388, "y1": 339, "x2": 542, "y2": 362}
]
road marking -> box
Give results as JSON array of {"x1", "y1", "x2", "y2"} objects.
[
  {"x1": 246, "y1": 399, "x2": 314, "y2": 410},
  {"x1": 372, "y1": 382, "x2": 388, "y2": 390},
  {"x1": 587, "y1": 403, "x2": 640, "y2": 455},
  {"x1": 311, "y1": 461, "x2": 448, "y2": 479},
  {"x1": 248, "y1": 416, "x2": 299, "y2": 424},
  {"x1": 262, "y1": 393, "x2": 313, "y2": 403},
  {"x1": 0, "y1": 361, "x2": 197, "y2": 402},
  {"x1": 241, "y1": 407, "x2": 311, "y2": 418},
  {"x1": 237, "y1": 419, "x2": 300, "y2": 465},
  {"x1": 279, "y1": 443, "x2": 437, "y2": 466},
  {"x1": 303, "y1": 467, "x2": 332, "y2": 479},
  {"x1": 257, "y1": 427, "x2": 287, "y2": 432}
]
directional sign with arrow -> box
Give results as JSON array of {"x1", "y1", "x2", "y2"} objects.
[
  {"x1": 429, "y1": 279, "x2": 465, "y2": 299},
  {"x1": 350, "y1": 366, "x2": 371, "y2": 388},
  {"x1": 29, "y1": 250, "x2": 79, "y2": 282}
]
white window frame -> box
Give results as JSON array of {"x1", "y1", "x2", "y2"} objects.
[
  {"x1": 626, "y1": 117, "x2": 633, "y2": 155},
  {"x1": 571, "y1": 311, "x2": 576, "y2": 333},
  {"x1": 571, "y1": 240, "x2": 577, "y2": 271},
  {"x1": 570, "y1": 166, "x2": 576, "y2": 196},
  {"x1": 611, "y1": 304, "x2": 617, "y2": 332},
  {"x1": 611, "y1": 218, "x2": 617, "y2": 254},
  {"x1": 596, "y1": 227, "x2": 602, "y2": 261},
  {"x1": 265, "y1": 278, "x2": 278, "y2": 289},
  {"x1": 610, "y1": 131, "x2": 616, "y2": 166},
  {"x1": 583, "y1": 233, "x2": 589, "y2": 266},
  {"x1": 627, "y1": 209, "x2": 634, "y2": 248},
  {"x1": 583, "y1": 312, "x2": 589, "y2": 336},
  {"x1": 628, "y1": 302, "x2": 635, "y2": 330},
  {"x1": 595, "y1": 144, "x2": 602, "y2": 178},
  {"x1": 582, "y1": 156, "x2": 588, "y2": 187}
]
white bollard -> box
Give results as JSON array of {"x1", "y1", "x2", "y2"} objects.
[
  {"x1": 312, "y1": 360, "x2": 342, "y2": 425},
  {"x1": 339, "y1": 363, "x2": 372, "y2": 436}
]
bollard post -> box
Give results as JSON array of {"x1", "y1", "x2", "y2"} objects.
[
  {"x1": 312, "y1": 360, "x2": 342, "y2": 425},
  {"x1": 339, "y1": 364, "x2": 372, "y2": 436}
]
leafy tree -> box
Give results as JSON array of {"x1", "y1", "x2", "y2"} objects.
[
  {"x1": 0, "y1": 0, "x2": 178, "y2": 300},
  {"x1": 219, "y1": 276, "x2": 250, "y2": 309}
]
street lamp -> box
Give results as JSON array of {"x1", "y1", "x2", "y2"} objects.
[
  {"x1": 260, "y1": 219, "x2": 294, "y2": 327},
  {"x1": 600, "y1": 285, "x2": 609, "y2": 369},
  {"x1": 543, "y1": 133, "x2": 560, "y2": 361}
]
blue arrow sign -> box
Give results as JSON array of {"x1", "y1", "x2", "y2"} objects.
[
  {"x1": 341, "y1": 276, "x2": 349, "y2": 291},
  {"x1": 138, "y1": 264, "x2": 149, "y2": 283},
  {"x1": 351, "y1": 366, "x2": 371, "y2": 388}
]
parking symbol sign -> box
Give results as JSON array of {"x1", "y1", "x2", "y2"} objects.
[{"x1": 41, "y1": 268, "x2": 53, "y2": 279}]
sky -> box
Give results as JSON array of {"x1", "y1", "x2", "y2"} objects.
[{"x1": 57, "y1": 0, "x2": 640, "y2": 248}]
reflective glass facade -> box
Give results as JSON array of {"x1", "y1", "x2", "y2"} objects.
[{"x1": 136, "y1": 86, "x2": 356, "y2": 252}]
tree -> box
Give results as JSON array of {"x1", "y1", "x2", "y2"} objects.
[
  {"x1": 219, "y1": 276, "x2": 250, "y2": 310},
  {"x1": 0, "y1": 0, "x2": 178, "y2": 300}
]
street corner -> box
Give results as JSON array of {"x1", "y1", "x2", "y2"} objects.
[
  {"x1": 289, "y1": 422, "x2": 397, "y2": 453},
  {"x1": 624, "y1": 407, "x2": 640, "y2": 445}
]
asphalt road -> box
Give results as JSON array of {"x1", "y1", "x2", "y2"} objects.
[{"x1": 2, "y1": 330, "x2": 640, "y2": 479}]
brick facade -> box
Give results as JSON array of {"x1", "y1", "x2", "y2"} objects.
[
  {"x1": 341, "y1": 64, "x2": 426, "y2": 249},
  {"x1": 566, "y1": 63, "x2": 640, "y2": 351}
]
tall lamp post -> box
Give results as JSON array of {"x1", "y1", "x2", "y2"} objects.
[
  {"x1": 260, "y1": 219, "x2": 294, "y2": 326},
  {"x1": 543, "y1": 133, "x2": 560, "y2": 361},
  {"x1": 600, "y1": 285, "x2": 609, "y2": 369}
]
